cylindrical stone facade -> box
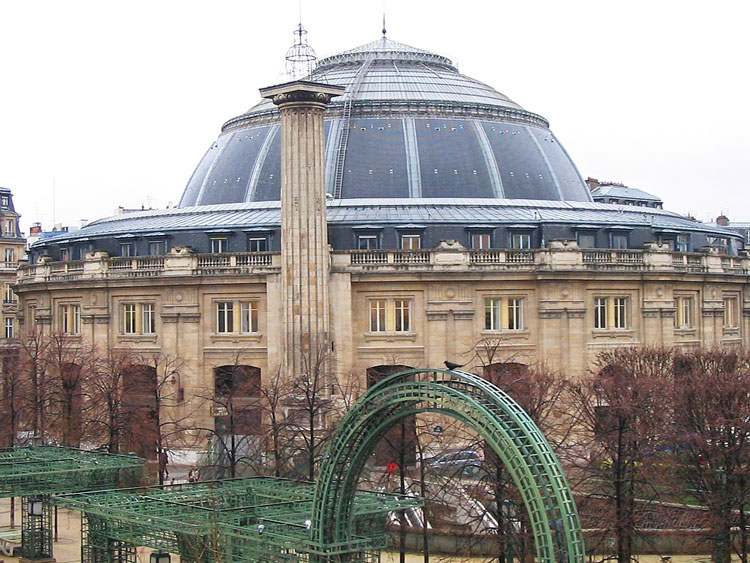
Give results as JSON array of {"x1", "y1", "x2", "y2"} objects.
[{"x1": 261, "y1": 82, "x2": 344, "y2": 379}]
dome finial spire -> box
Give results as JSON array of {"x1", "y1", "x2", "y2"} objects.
[{"x1": 382, "y1": 0, "x2": 387, "y2": 38}]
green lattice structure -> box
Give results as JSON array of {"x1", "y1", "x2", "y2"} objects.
[
  {"x1": 0, "y1": 446, "x2": 146, "y2": 561},
  {"x1": 50, "y1": 367, "x2": 584, "y2": 562},
  {"x1": 312, "y1": 368, "x2": 585, "y2": 563},
  {"x1": 55, "y1": 478, "x2": 419, "y2": 562}
]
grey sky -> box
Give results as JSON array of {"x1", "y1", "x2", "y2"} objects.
[{"x1": 1, "y1": 0, "x2": 748, "y2": 232}]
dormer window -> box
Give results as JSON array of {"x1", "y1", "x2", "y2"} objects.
[
  {"x1": 121, "y1": 243, "x2": 135, "y2": 257},
  {"x1": 210, "y1": 237, "x2": 229, "y2": 253},
  {"x1": 401, "y1": 234, "x2": 421, "y2": 250},
  {"x1": 248, "y1": 237, "x2": 268, "y2": 252},
  {"x1": 0, "y1": 196, "x2": 8, "y2": 208},
  {"x1": 4, "y1": 219, "x2": 14, "y2": 236}
]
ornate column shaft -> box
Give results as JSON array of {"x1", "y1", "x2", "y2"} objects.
[{"x1": 261, "y1": 81, "x2": 344, "y2": 379}]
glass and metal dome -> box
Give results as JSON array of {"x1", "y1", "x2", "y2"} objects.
[{"x1": 179, "y1": 37, "x2": 592, "y2": 207}]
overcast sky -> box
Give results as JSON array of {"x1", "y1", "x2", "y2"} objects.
[{"x1": 1, "y1": 0, "x2": 748, "y2": 232}]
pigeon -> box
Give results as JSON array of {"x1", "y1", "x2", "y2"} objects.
[{"x1": 444, "y1": 360, "x2": 464, "y2": 370}]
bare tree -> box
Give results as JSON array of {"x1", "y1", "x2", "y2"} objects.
[
  {"x1": 45, "y1": 333, "x2": 95, "y2": 447},
  {"x1": 568, "y1": 347, "x2": 674, "y2": 563},
  {"x1": 84, "y1": 347, "x2": 138, "y2": 453},
  {"x1": 18, "y1": 327, "x2": 52, "y2": 442},
  {"x1": 0, "y1": 344, "x2": 25, "y2": 447},
  {"x1": 672, "y1": 348, "x2": 750, "y2": 563}
]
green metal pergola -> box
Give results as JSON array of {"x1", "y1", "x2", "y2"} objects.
[
  {"x1": 54, "y1": 477, "x2": 419, "y2": 562},
  {"x1": 0, "y1": 446, "x2": 145, "y2": 562},
  {"x1": 312, "y1": 368, "x2": 585, "y2": 563}
]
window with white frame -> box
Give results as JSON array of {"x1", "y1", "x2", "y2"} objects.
[
  {"x1": 400, "y1": 234, "x2": 421, "y2": 250},
  {"x1": 241, "y1": 301, "x2": 259, "y2": 333},
  {"x1": 611, "y1": 234, "x2": 628, "y2": 249},
  {"x1": 60, "y1": 304, "x2": 81, "y2": 335},
  {"x1": 4, "y1": 317, "x2": 14, "y2": 339},
  {"x1": 471, "y1": 233, "x2": 492, "y2": 249},
  {"x1": 121, "y1": 303, "x2": 156, "y2": 335},
  {"x1": 510, "y1": 233, "x2": 531, "y2": 249},
  {"x1": 123, "y1": 304, "x2": 137, "y2": 334},
  {"x1": 4, "y1": 284, "x2": 15, "y2": 303},
  {"x1": 369, "y1": 298, "x2": 411, "y2": 332},
  {"x1": 594, "y1": 297, "x2": 628, "y2": 329},
  {"x1": 216, "y1": 300, "x2": 260, "y2": 334},
  {"x1": 484, "y1": 297, "x2": 524, "y2": 331},
  {"x1": 210, "y1": 237, "x2": 229, "y2": 253},
  {"x1": 723, "y1": 296, "x2": 739, "y2": 328},
  {"x1": 676, "y1": 235, "x2": 690, "y2": 253},
  {"x1": 247, "y1": 237, "x2": 268, "y2": 252},
  {"x1": 577, "y1": 233, "x2": 596, "y2": 249},
  {"x1": 149, "y1": 241, "x2": 166, "y2": 256},
  {"x1": 5, "y1": 219, "x2": 15, "y2": 236},
  {"x1": 4, "y1": 248, "x2": 15, "y2": 264},
  {"x1": 217, "y1": 301, "x2": 234, "y2": 333},
  {"x1": 675, "y1": 295, "x2": 694, "y2": 329},
  {"x1": 60, "y1": 248, "x2": 69, "y2": 262},
  {"x1": 357, "y1": 235, "x2": 379, "y2": 250},
  {"x1": 121, "y1": 243, "x2": 135, "y2": 257}
]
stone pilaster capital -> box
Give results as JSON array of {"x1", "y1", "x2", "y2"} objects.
[{"x1": 260, "y1": 80, "x2": 345, "y2": 109}]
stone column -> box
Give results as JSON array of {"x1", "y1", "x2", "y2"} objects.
[{"x1": 261, "y1": 81, "x2": 344, "y2": 379}]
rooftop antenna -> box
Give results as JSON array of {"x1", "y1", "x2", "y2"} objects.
[
  {"x1": 284, "y1": 3, "x2": 317, "y2": 81},
  {"x1": 382, "y1": 0, "x2": 387, "y2": 38}
]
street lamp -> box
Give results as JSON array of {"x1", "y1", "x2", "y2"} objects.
[
  {"x1": 150, "y1": 550, "x2": 171, "y2": 563},
  {"x1": 28, "y1": 498, "x2": 44, "y2": 517}
]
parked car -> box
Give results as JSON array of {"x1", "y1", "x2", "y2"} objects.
[{"x1": 424, "y1": 448, "x2": 483, "y2": 478}]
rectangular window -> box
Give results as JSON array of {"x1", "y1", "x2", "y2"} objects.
[
  {"x1": 142, "y1": 303, "x2": 155, "y2": 334},
  {"x1": 241, "y1": 301, "x2": 259, "y2": 333},
  {"x1": 357, "y1": 235, "x2": 379, "y2": 250},
  {"x1": 1, "y1": 196, "x2": 8, "y2": 208},
  {"x1": 210, "y1": 237, "x2": 228, "y2": 253},
  {"x1": 4, "y1": 317, "x2": 14, "y2": 339},
  {"x1": 675, "y1": 296, "x2": 694, "y2": 329},
  {"x1": 121, "y1": 243, "x2": 134, "y2": 257},
  {"x1": 60, "y1": 248, "x2": 70, "y2": 262},
  {"x1": 5, "y1": 220, "x2": 14, "y2": 236},
  {"x1": 5, "y1": 248, "x2": 15, "y2": 264},
  {"x1": 578, "y1": 233, "x2": 596, "y2": 249},
  {"x1": 61, "y1": 304, "x2": 81, "y2": 335},
  {"x1": 394, "y1": 299, "x2": 410, "y2": 332},
  {"x1": 4, "y1": 284, "x2": 15, "y2": 303},
  {"x1": 149, "y1": 241, "x2": 165, "y2": 256},
  {"x1": 471, "y1": 233, "x2": 491, "y2": 249},
  {"x1": 401, "y1": 234, "x2": 421, "y2": 250},
  {"x1": 484, "y1": 298, "x2": 525, "y2": 331},
  {"x1": 248, "y1": 237, "x2": 268, "y2": 252},
  {"x1": 676, "y1": 235, "x2": 689, "y2": 253},
  {"x1": 217, "y1": 301, "x2": 234, "y2": 333},
  {"x1": 510, "y1": 233, "x2": 531, "y2": 249},
  {"x1": 594, "y1": 297, "x2": 628, "y2": 329},
  {"x1": 123, "y1": 304, "x2": 137, "y2": 334},
  {"x1": 369, "y1": 298, "x2": 410, "y2": 332},
  {"x1": 612, "y1": 234, "x2": 628, "y2": 249},
  {"x1": 369, "y1": 299, "x2": 387, "y2": 332},
  {"x1": 723, "y1": 297, "x2": 738, "y2": 328},
  {"x1": 594, "y1": 297, "x2": 608, "y2": 329}
]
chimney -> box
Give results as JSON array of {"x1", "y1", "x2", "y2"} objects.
[{"x1": 261, "y1": 80, "x2": 345, "y2": 379}]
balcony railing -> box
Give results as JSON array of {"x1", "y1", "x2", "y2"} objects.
[{"x1": 17, "y1": 246, "x2": 750, "y2": 283}]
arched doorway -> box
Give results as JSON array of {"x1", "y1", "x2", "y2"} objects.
[
  {"x1": 366, "y1": 365, "x2": 415, "y2": 466},
  {"x1": 211, "y1": 364, "x2": 261, "y2": 478},
  {"x1": 312, "y1": 368, "x2": 584, "y2": 563},
  {"x1": 122, "y1": 364, "x2": 158, "y2": 460}
]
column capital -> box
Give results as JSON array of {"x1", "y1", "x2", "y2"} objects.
[{"x1": 260, "y1": 80, "x2": 345, "y2": 108}]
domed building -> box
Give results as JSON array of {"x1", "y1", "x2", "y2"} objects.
[{"x1": 16, "y1": 35, "x2": 748, "y2": 457}]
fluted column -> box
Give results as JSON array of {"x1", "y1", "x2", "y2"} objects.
[{"x1": 261, "y1": 81, "x2": 344, "y2": 379}]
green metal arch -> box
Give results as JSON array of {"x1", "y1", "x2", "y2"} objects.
[{"x1": 312, "y1": 368, "x2": 585, "y2": 562}]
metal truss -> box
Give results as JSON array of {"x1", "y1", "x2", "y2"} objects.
[
  {"x1": 54, "y1": 478, "x2": 418, "y2": 562},
  {"x1": 0, "y1": 446, "x2": 145, "y2": 561},
  {"x1": 0, "y1": 446, "x2": 146, "y2": 497},
  {"x1": 312, "y1": 368, "x2": 585, "y2": 563}
]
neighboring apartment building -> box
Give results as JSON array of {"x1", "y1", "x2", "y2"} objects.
[{"x1": 0, "y1": 187, "x2": 26, "y2": 341}]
